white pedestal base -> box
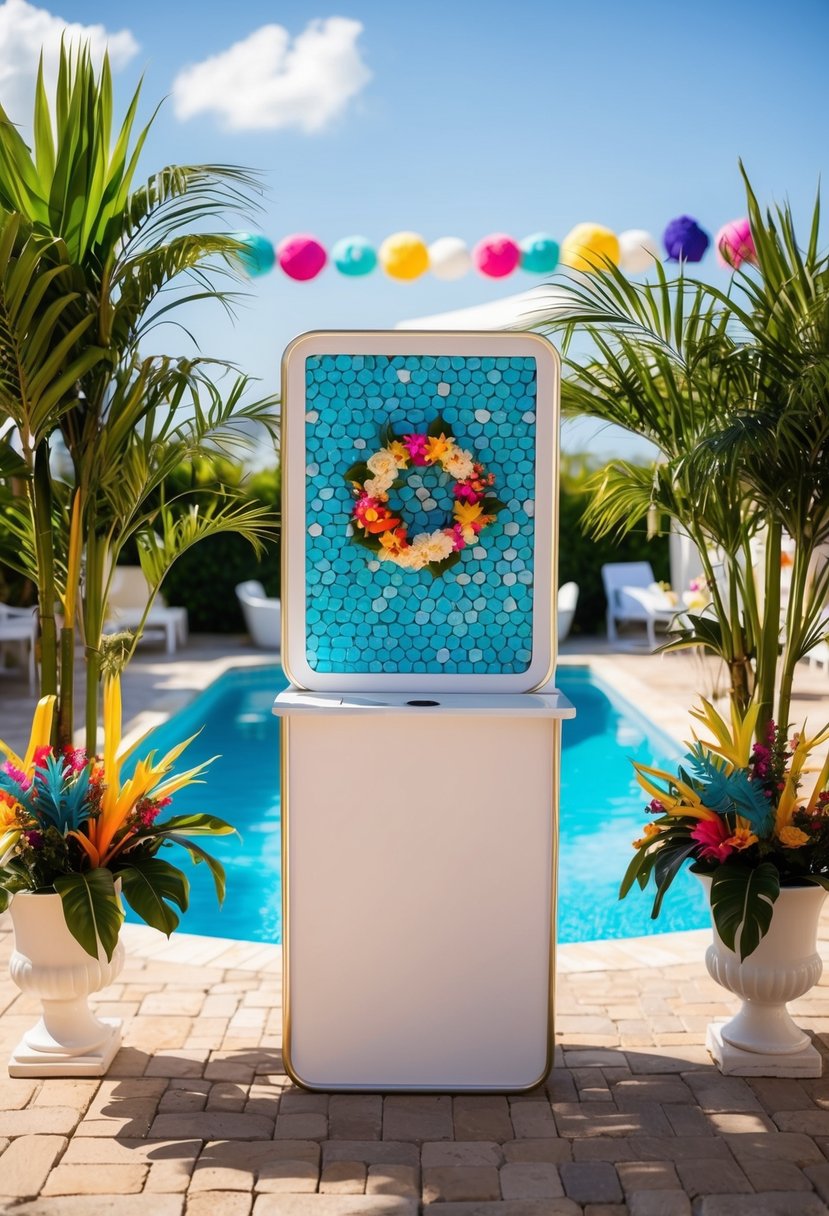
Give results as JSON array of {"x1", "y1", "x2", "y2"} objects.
[
  {"x1": 8, "y1": 1018, "x2": 122, "y2": 1077},
  {"x1": 707, "y1": 1022, "x2": 823, "y2": 1078}
]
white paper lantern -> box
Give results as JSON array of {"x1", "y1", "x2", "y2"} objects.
[
  {"x1": 618, "y1": 229, "x2": 660, "y2": 273},
  {"x1": 428, "y1": 237, "x2": 471, "y2": 281}
]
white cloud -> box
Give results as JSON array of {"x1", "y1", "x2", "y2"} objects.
[
  {"x1": 172, "y1": 17, "x2": 371, "y2": 134},
  {"x1": 0, "y1": 0, "x2": 138, "y2": 122}
]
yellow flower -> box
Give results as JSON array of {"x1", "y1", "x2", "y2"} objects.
[
  {"x1": 778, "y1": 825, "x2": 810, "y2": 849},
  {"x1": 425, "y1": 433, "x2": 451, "y2": 462},
  {"x1": 443, "y1": 447, "x2": 476, "y2": 481},
  {"x1": 0, "y1": 799, "x2": 18, "y2": 830},
  {"x1": 632, "y1": 823, "x2": 661, "y2": 849},
  {"x1": 387, "y1": 441, "x2": 409, "y2": 468},
  {"x1": 725, "y1": 827, "x2": 758, "y2": 851},
  {"x1": 453, "y1": 500, "x2": 484, "y2": 529}
]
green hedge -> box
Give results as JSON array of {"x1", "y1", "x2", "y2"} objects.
[
  {"x1": 559, "y1": 484, "x2": 669, "y2": 635},
  {"x1": 141, "y1": 457, "x2": 667, "y2": 636}
]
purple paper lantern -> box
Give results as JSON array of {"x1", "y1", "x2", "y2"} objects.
[
  {"x1": 662, "y1": 216, "x2": 710, "y2": 263},
  {"x1": 278, "y1": 234, "x2": 327, "y2": 281}
]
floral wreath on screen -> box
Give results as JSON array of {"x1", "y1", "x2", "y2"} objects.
[{"x1": 344, "y1": 418, "x2": 505, "y2": 577}]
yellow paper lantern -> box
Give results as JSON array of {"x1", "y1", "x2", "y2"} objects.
[
  {"x1": 378, "y1": 231, "x2": 429, "y2": 281},
  {"x1": 560, "y1": 222, "x2": 620, "y2": 273}
]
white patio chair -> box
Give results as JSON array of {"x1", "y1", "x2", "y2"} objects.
[
  {"x1": 557, "y1": 582, "x2": 579, "y2": 644},
  {"x1": 601, "y1": 561, "x2": 678, "y2": 651},
  {"x1": 236, "y1": 581, "x2": 281, "y2": 650},
  {"x1": 0, "y1": 603, "x2": 37, "y2": 689},
  {"x1": 104, "y1": 566, "x2": 188, "y2": 655}
]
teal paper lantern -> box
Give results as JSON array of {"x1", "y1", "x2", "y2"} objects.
[
  {"x1": 332, "y1": 235, "x2": 377, "y2": 277},
  {"x1": 519, "y1": 232, "x2": 559, "y2": 274},
  {"x1": 232, "y1": 232, "x2": 276, "y2": 277}
]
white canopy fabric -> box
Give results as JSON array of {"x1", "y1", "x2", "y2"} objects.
[{"x1": 395, "y1": 284, "x2": 574, "y2": 332}]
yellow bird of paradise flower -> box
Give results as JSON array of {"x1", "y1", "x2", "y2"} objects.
[
  {"x1": 73, "y1": 675, "x2": 214, "y2": 868},
  {"x1": 687, "y1": 698, "x2": 761, "y2": 770}
]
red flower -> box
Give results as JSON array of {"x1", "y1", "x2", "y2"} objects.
[{"x1": 691, "y1": 816, "x2": 734, "y2": 863}]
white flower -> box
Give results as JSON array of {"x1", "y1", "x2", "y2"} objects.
[
  {"x1": 412, "y1": 529, "x2": 454, "y2": 563},
  {"x1": 367, "y1": 448, "x2": 400, "y2": 481},
  {"x1": 443, "y1": 447, "x2": 475, "y2": 481},
  {"x1": 400, "y1": 540, "x2": 430, "y2": 570},
  {"x1": 363, "y1": 475, "x2": 392, "y2": 498}
]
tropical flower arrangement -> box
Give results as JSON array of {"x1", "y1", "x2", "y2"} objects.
[
  {"x1": 621, "y1": 698, "x2": 829, "y2": 959},
  {"x1": 344, "y1": 418, "x2": 505, "y2": 577},
  {"x1": 0, "y1": 674, "x2": 235, "y2": 962}
]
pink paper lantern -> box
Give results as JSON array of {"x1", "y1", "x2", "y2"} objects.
[
  {"x1": 278, "y1": 234, "x2": 327, "y2": 281},
  {"x1": 473, "y1": 233, "x2": 520, "y2": 278},
  {"x1": 716, "y1": 218, "x2": 757, "y2": 270}
]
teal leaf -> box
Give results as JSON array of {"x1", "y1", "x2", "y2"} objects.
[
  {"x1": 710, "y1": 861, "x2": 779, "y2": 960},
  {"x1": 54, "y1": 868, "x2": 124, "y2": 961}
]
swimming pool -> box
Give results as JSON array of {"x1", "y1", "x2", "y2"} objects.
[{"x1": 125, "y1": 664, "x2": 710, "y2": 944}]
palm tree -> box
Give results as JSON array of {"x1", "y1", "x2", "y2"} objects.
[
  {"x1": 532, "y1": 170, "x2": 829, "y2": 736},
  {"x1": 0, "y1": 46, "x2": 279, "y2": 749}
]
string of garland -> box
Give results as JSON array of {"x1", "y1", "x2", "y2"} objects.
[{"x1": 234, "y1": 216, "x2": 756, "y2": 281}]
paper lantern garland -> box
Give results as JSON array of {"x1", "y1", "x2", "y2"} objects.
[
  {"x1": 519, "y1": 232, "x2": 559, "y2": 274},
  {"x1": 560, "y1": 223, "x2": 620, "y2": 273},
  {"x1": 232, "y1": 232, "x2": 276, "y2": 277},
  {"x1": 234, "y1": 214, "x2": 753, "y2": 282},
  {"x1": 473, "y1": 233, "x2": 521, "y2": 278},
  {"x1": 428, "y1": 237, "x2": 472, "y2": 281},
  {"x1": 278, "y1": 234, "x2": 327, "y2": 281},
  {"x1": 379, "y1": 231, "x2": 429, "y2": 280},
  {"x1": 662, "y1": 215, "x2": 710, "y2": 263},
  {"x1": 332, "y1": 235, "x2": 377, "y2": 277},
  {"x1": 715, "y1": 217, "x2": 757, "y2": 269}
]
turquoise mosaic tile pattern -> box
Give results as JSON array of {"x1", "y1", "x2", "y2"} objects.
[{"x1": 304, "y1": 353, "x2": 537, "y2": 674}]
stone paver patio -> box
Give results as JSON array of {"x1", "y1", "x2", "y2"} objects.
[
  {"x1": 0, "y1": 633, "x2": 827, "y2": 1212},
  {"x1": 2, "y1": 919, "x2": 829, "y2": 1214}
]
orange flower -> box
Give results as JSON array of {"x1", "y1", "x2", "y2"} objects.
[
  {"x1": 379, "y1": 527, "x2": 409, "y2": 556},
  {"x1": 725, "y1": 827, "x2": 758, "y2": 851},
  {"x1": 425, "y1": 433, "x2": 451, "y2": 462}
]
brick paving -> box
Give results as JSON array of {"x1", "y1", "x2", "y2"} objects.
[
  {"x1": 0, "y1": 918, "x2": 825, "y2": 1213},
  {"x1": 0, "y1": 637, "x2": 828, "y2": 1211}
]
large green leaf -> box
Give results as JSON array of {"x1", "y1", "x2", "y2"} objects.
[
  {"x1": 118, "y1": 857, "x2": 189, "y2": 937},
  {"x1": 167, "y1": 837, "x2": 228, "y2": 906},
  {"x1": 54, "y1": 868, "x2": 124, "y2": 961},
  {"x1": 150, "y1": 812, "x2": 237, "y2": 837},
  {"x1": 709, "y1": 862, "x2": 780, "y2": 961}
]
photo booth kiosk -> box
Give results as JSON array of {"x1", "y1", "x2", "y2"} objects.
[{"x1": 274, "y1": 330, "x2": 574, "y2": 1091}]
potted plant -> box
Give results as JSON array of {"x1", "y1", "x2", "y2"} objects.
[
  {"x1": 0, "y1": 673, "x2": 235, "y2": 1076},
  {"x1": 623, "y1": 697, "x2": 829, "y2": 1076}
]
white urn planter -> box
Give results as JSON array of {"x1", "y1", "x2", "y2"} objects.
[
  {"x1": 699, "y1": 875, "x2": 826, "y2": 1077},
  {"x1": 8, "y1": 891, "x2": 124, "y2": 1077}
]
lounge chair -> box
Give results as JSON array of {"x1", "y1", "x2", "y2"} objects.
[
  {"x1": 0, "y1": 603, "x2": 37, "y2": 689},
  {"x1": 557, "y1": 582, "x2": 579, "y2": 644},
  {"x1": 601, "y1": 561, "x2": 678, "y2": 651},
  {"x1": 236, "y1": 581, "x2": 281, "y2": 650},
  {"x1": 104, "y1": 566, "x2": 188, "y2": 655}
]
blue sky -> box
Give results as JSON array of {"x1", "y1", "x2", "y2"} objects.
[{"x1": 3, "y1": 0, "x2": 829, "y2": 460}]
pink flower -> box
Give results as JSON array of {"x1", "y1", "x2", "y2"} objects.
[
  {"x1": 2, "y1": 761, "x2": 31, "y2": 791},
  {"x1": 454, "y1": 482, "x2": 481, "y2": 504},
  {"x1": 449, "y1": 524, "x2": 466, "y2": 551},
  {"x1": 404, "y1": 433, "x2": 429, "y2": 466},
  {"x1": 648, "y1": 799, "x2": 665, "y2": 814},
  {"x1": 691, "y1": 816, "x2": 734, "y2": 863}
]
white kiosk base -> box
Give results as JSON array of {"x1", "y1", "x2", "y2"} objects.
[{"x1": 275, "y1": 689, "x2": 574, "y2": 1092}]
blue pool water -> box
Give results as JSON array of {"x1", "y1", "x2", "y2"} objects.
[{"x1": 125, "y1": 665, "x2": 710, "y2": 944}]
